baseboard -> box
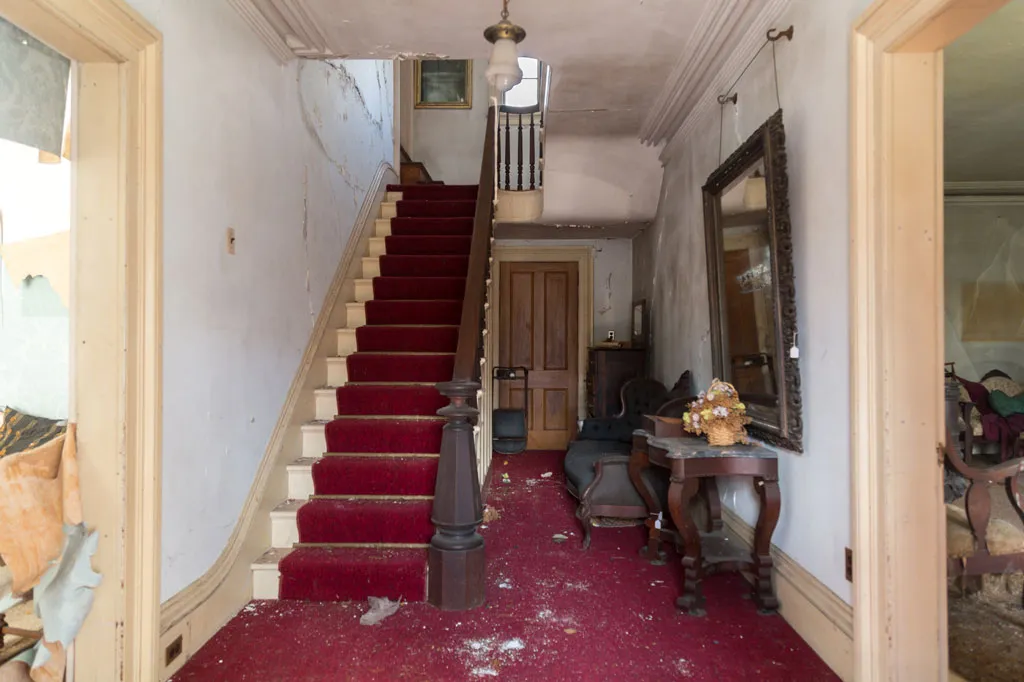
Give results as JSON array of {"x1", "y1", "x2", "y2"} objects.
[
  {"x1": 721, "y1": 507, "x2": 854, "y2": 682},
  {"x1": 157, "y1": 162, "x2": 397, "y2": 680}
]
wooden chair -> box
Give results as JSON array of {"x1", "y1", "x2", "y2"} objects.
[{"x1": 944, "y1": 376, "x2": 1024, "y2": 606}]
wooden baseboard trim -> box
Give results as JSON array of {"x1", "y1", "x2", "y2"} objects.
[
  {"x1": 157, "y1": 162, "x2": 397, "y2": 680},
  {"x1": 721, "y1": 507, "x2": 853, "y2": 682}
]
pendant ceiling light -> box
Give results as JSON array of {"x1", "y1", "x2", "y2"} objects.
[{"x1": 484, "y1": 0, "x2": 527, "y2": 93}]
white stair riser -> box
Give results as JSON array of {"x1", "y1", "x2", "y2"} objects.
[
  {"x1": 336, "y1": 328, "x2": 357, "y2": 356},
  {"x1": 375, "y1": 218, "x2": 392, "y2": 237},
  {"x1": 385, "y1": 191, "x2": 403, "y2": 202},
  {"x1": 354, "y1": 279, "x2": 374, "y2": 303},
  {"x1": 346, "y1": 303, "x2": 366, "y2": 328},
  {"x1": 251, "y1": 565, "x2": 280, "y2": 600},
  {"x1": 361, "y1": 257, "x2": 381, "y2": 279},
  {"x1": 369, "y1": 237, "x2": 386, "y2": 257},
  {"x1": 327, "y1": 357, "x2": 348, "y2": 386},
  {"x1": 287, "y1": 465, "x2": 314, "y2": 500},
  {"x1": 302, "y1": 424, "x2": 326, "y2": 458},
  {"x1": 380, "y1": 203, "x2": 397, "y2": 219},
  {"x1": 271, "y1": 511, "x2": 298, "y2": 548},
  {"x1": 315, "y1": 389, "x2": 337, "y2": 421}
]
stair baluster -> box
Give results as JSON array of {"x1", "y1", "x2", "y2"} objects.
[
  {"x1": 529, "y1": 113, "x2": 536, "y2": 190},
  {"x1": 517, "y1": 115, "x2": 524, "y2": 191},
  {"x1": 504, "y1": 115, "x2": 511, "y2": 191}
]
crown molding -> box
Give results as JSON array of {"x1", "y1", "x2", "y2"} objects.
[
  {"x1": 944, "y1": 180, "x2": 1024, "y2": 196},
  {"x1": 643, "y1": 0, "x2": 794, "y2": 163},
  {"x1": 227, "y1": 0, "x2": 295, "y2": 64}
]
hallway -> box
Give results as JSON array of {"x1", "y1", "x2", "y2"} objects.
[{"x1": 171, "y1": 451, "x2": 835, "y2": 681}]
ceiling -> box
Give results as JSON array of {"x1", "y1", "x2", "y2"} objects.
[
  {"x1": 945, "y1": 0, "x2": 1024, "y2": 183},
  {"x1": 247, "y1": 0, "x2": 712, "y2": 136}
]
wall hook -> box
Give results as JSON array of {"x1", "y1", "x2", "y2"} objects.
[
  {"x1": 717, "y1": 93, "x2": 738, "y2": 106},
  {"x1": 767, "y1": 26, "x2": 794, "y2": 42}
]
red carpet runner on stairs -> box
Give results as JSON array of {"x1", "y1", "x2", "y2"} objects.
[{"x1": 278, "y1": 183, "x2": 477, "y2": 602}]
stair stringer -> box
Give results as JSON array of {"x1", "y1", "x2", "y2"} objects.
[{"x1": 158, "y1": 163, "x2": 398, "y2": 676}]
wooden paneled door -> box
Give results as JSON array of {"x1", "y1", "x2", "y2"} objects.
[{"x1": 499, "y1": 262, "x2": 579, "y2": 450}]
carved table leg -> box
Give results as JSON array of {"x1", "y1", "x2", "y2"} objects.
[
  {"x1": 753, "y1": 476, "x2": 781, "y2": 613},
  {"x1": 964, "y1": 481, "x2": 992, "y2": 555},
  {"x1": 668, "y1": 476, "x2": 704, "y2": 615},
  {"x1": 701, "y1": 477, "x2": 723, "y2": 532},
  {"x1": 630, "y1": 445, "x2": 666, "y2": 564}
]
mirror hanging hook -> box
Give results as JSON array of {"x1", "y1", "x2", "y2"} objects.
[{"x1": 767, "y1": 26, "x2": 794, "y2": 42}]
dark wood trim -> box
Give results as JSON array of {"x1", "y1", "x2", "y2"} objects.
[{"x1": 428, "y1": 107, "x2": 496, "y2": 611}]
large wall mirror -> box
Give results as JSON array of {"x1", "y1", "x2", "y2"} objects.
[{"x1": 702, "y1": 110, "x2": 802, "y2": 452}]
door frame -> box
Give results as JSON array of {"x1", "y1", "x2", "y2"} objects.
[
  {"x1": 0, "y1": 1, "x2": 163, "y2": 679},
  {"x1": 489, "y1": 246, "x2": 594, "y2": 425},
  {"x1": 850, "y1": 0, "x2": 1009, "y2": 678}
]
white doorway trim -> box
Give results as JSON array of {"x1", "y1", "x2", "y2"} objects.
[
  {"x1": 0, "y1": 1, "x2": 163, "y2": 679},
  {"x1": 850, "y1": 0, "x2": 1010, "y2": 679}
]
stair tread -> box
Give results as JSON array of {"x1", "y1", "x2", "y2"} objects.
[
  {"x1": 252, "y1": 547, "x2": 293, "y2": 567},
  {"x1": 272, "y1": 499, "x2": 305, "y2": 513}
]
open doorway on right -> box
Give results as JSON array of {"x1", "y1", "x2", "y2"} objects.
[{"x1": 943, "y1": 1, "x2": 1024, "y2": 679}]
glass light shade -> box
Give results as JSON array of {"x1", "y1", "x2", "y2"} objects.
[{"x1": 486, "y1": 38, "x2": 523, "y2": 93}]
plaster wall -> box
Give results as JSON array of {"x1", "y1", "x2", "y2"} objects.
[
  {"x1": 411, "y1": 59, "x2": 490, "y2": 184},
  {"x1": 497, "y1": 238, "x2": 633, "y2": 343},
  {"x1": 633, "y1": 0, "x2": 875, "y2": 603},
  {"x1": 944, "y1": 202, "x2": 1024, "y2": 381},
  {"x1": 125, "y1": 0, "x2": 394, "y2": 601},
  {"x1": 0, "y1": 138, "x2": 70, "y2": 420},
  {"x1": 541, "y1": 135, "x2": 663, "y2": 225}
]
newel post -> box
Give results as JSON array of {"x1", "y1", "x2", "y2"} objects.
[{"x1": 428, "y1": 379, "x2": 486, "y2": 610}]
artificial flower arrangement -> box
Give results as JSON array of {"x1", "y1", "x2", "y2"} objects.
[{"x1": 682, "y1": 378, "x2": 751, "y2": 446}]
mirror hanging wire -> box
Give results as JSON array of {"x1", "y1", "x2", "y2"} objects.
[{"x1": 716, "y1": 26, "x2": 793, "y2": 164}]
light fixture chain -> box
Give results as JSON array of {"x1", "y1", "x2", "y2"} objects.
[{"x1": 501, "y1": 0, "x2": 509, "y2": 20}]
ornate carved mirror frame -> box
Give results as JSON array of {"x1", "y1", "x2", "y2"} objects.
[{"x1": 702, "y1": 109, "x2": 802, "y2": 452}]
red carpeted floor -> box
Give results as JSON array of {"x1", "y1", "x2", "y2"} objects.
[
  {"x1": 278, "y1": 184, "x2": 474, "y2": 603},
  {"x1": 172, "y1": 451, "x2": 839, "y2": 681}
]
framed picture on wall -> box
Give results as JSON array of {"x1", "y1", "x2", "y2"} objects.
[
  {"x1": 632, "y1": 299, "x2": 648, "y2": 348},
  {"x1": 415, "y1": 60, "x2": 473, "y2": 109}
]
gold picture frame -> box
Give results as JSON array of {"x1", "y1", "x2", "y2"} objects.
[{"x1": 414, "y1": 59, "x2": 473, "y2": 109}]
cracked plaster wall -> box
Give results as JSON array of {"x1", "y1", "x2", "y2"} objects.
[
  {"x1": 124, "y1": 0, "x2": 394, "y2": 601},
  {"x1": 634, "y1": 0, "x2": 874, "y2": 603},
  {"x1": 945, "y1": 203, "x2": 1024, "y2": 381}
]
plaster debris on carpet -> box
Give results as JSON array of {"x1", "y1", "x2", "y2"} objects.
[{"x1": 358, "y1": 597, "x2": 401, "y2": 626}]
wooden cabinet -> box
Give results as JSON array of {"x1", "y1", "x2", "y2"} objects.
[{"x1": 586, "y1": 348, "x2": 646, "y2": 417}]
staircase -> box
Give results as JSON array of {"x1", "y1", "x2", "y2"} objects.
[{"x1": 252, "y1": 183, "x2": 477, "y2": 602}]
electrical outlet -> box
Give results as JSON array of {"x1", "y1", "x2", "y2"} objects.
[
  {"x1": 226, "y1": 227, "x2": 236, "y2": 255},
  {"x1": 606, "y1": 331, "x2": 615, "y2": 341},
  {"x1": 165, "y1": 634, "x2": 183, "y2": 666},
  {"x1": 845, "y1": 547, "x2": 853, "y2": 582}
]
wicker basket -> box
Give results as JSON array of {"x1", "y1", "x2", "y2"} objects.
[{"x1": 705, "y1": 421, "x2": 742, "y2": 447}]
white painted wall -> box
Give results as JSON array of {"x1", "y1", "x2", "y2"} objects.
[
  {"x1": 944, "y1": 201, "x2": 1024, "y2": 381},
  {"x1": 633, "y1": 0, "x2": 875, "y2": 604},
  {"x1": 124, "y1": 0, "x2": 394, "y2": 601},
  {"x1": 0, "y1": 139, "x2": 70, "y2": 419},
  {"x1": 497, "y1": 239, "x2": 633, "y2": 342},
  {"x1": 411, "y1": 59, "x2": 490, "y2": 184},
  {"x1": 541, "y1": 135, "x2": 663, "y2": 225}
]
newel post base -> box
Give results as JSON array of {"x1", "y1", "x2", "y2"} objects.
[{"x1": 428, "y1": 379, "x2": 486, "y2": 610}]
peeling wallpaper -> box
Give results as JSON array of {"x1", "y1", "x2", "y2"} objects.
[
  {"x1": 634, "y1": 0, "x2": 874, "y2": 603},
  {"x1": 124, "y1": 0, "x2": 394, "y2": 601},
  {"x1": 945, "y1": 203, "x2": 1024, "y2": 381}
]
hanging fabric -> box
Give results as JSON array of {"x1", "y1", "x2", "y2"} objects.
[{"x1": 0, "y1": 18, "x2": 70, "y2": 156}]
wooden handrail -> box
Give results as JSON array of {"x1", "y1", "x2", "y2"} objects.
[
  {"x1": 428, "y1": 106, "x2": 496, "y2": 611},
  {"x1": 451, "y1": 106, "x2": 497, "y2": 381}
]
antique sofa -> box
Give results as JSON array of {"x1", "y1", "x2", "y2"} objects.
[{"x1": 563, "y1": 372, "x2": 692, "y2": 548}]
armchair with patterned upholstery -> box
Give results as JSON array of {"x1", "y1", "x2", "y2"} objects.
[{"x1": 563, "y1": 373, "x2": 692, "y2": 548}]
